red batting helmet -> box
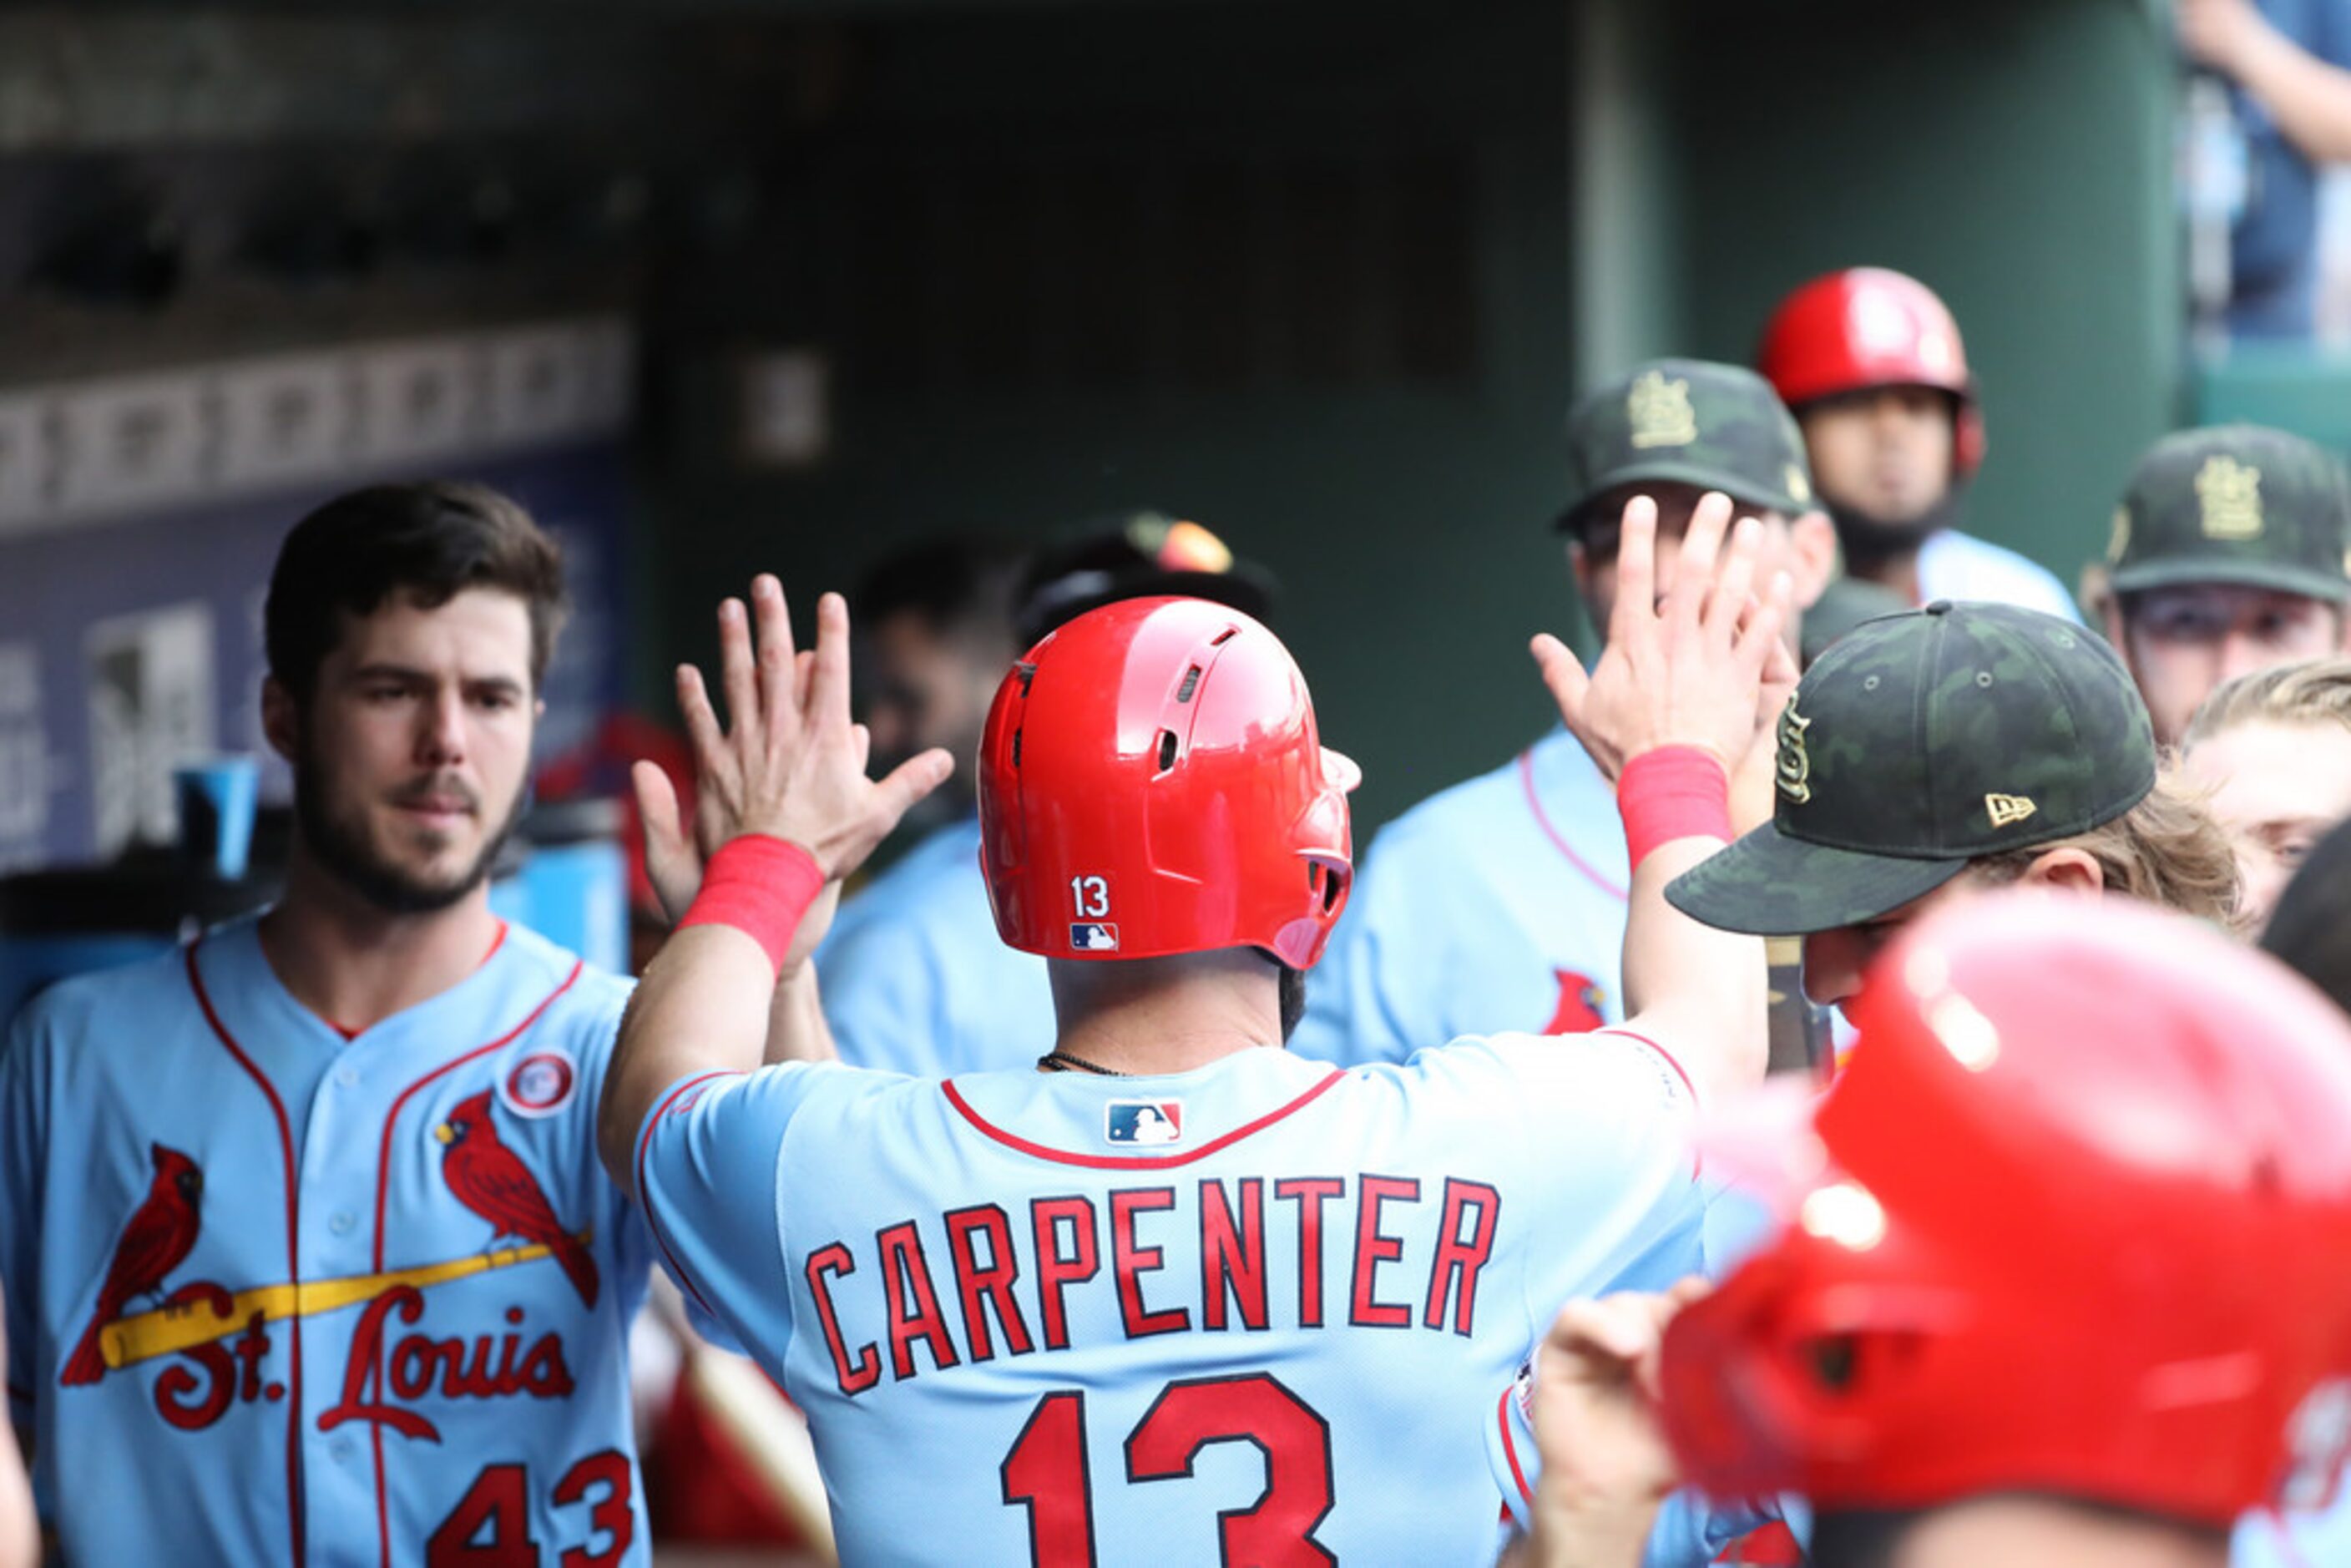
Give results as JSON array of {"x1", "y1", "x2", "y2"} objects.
[
  {"x1": 1661, "y1": 893, "x2": 2351, "y2": 1528},
  {"x1": 978, "y1": 595, "x2": 1355, "y2": 969},
  {"x1": 1758, "y1": 267, "x2": 1985, "y2": 478}
]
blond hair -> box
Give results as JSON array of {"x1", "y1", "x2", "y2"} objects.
[
  {"x1": 1972, "y1": 770, "x2": 2242, "y2": 928},
  {"x1": 2182, "y1": 656, "x2": 2351, "y2": 749}
]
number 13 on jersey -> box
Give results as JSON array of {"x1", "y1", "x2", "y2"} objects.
[{"x1": 999, "y1": 1373, "x2": 1334, "y2": 1567}]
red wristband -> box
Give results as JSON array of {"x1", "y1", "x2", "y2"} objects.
[
  {"x1": 1618, "y1": 746, "x2": 1732, "y2": 869},
  {"x1": 676, "y1": 835, "x2": 826, "y2": 975}
]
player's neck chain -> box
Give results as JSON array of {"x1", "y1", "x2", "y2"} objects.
[{"x1": 1036, "y1": 1050, "x2": 1128, "y2": 1077}]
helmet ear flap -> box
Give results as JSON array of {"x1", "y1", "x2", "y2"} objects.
[{"x1": 1954, "y1": 402, "x2": 1987, "y2": 478}]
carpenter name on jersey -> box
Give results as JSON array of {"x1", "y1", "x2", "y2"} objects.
[
  {"x1": 801, "y1": 1167, "x2": 1505, "y2": 1395},
  {"x1": 636, "y1": 1030, "x2": 1704, "y2": 1566}
]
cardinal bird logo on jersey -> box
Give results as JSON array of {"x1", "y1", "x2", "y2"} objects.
[
  {"x1": 434, "y1": 1090, "x2": 599, "y2": 1309},
  {"x1": 61, "y1": 1143, "x2": 205, "y2": 1386},
  {"x1": 1543, "y1": 969, "x2": 1606, "y2": 1034}
]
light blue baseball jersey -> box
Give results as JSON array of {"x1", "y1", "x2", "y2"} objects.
[
  {"x1": 1292, "y1": 731, "x2": 1627, "y2": 1068},
  {"x1": 637, "y1": 1029, "x2": 1707, "y2": 1565},
  {"x1": 1914, "y1": 529, "x2": 2083, "y2": 624},
  {"x1": 1487, "y1": 1343, "x2": 1807, "y2": 1567},
  {"x1": 0, "y1": 916, "x2": 654, "y2": 1567},
  {"x1": 2237, "y1": 1491, "x2": 2351, "y2": 1566},
  {"x1": 817, "y1": 814, "x2": 1059, "y2": 1075},
  {"x1": 1485, "y1": 1181, "x2": 1802, "y2": 1568}
]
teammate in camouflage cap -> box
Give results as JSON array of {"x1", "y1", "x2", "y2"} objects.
[
  {"x1": 1666, "y1": 599, "x2": 2240, "y2": 1011},
  {"x1": 1295, "y1": 358, "x2": 1833, "y2": 1074},
  {"x1": 2086, "y1": 423, "x2": 2351, "y2": 746}
]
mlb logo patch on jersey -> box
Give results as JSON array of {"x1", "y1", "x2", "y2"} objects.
[
  {"x1": 1104, "y1": 1100, "x2": 1183, "y2": 1146},
  {"x1": 497, "y1": 1050, "x2": 579, "y2": 1119},
  {"x1": 1069, "y1": 922, "x2": 1120, "y2": 952}
]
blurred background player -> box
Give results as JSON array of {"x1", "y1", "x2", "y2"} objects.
[
  {"x1": 1514, "y1": 894, "x2": 2351, "y2": 1568},
  {"x1": 817, "y1": 515, "x2": 1268, "y2": 1075},
  {"x1": 1759, "y1": 266, "x2": 2079, "y2": 620},
  {"x1": 1664, "y1": 600, "x2": 2239, "y2": 1011},
  {"x1": 2182, "y1": 657, "x2": 2351, "y2": 933},
  {"x1": 2263, "y1": 810, "x2": 2351, "y2": 1016},
  {"x1": 1008, "y1": 510, "x2": 1275, "y2": 651},
  {"x1": 602, "y1": 498, "x2": 1789, "y2": 1563},
  {"x1": 2180, "y1": 0, "x2": 2351, "y2": 339},
  {"x1": 2087, "y1": 423, "x2": 2351, "y2": 746},
  {"x1": 0, "y1": 483, "x2": 657, "y2": 1563},
  {"x1": 815, "y1": 534, "x2": 1044, "y2": 1072},
  {"x1": 1294, "y1": 360, "x2": 1833, "y2": 1069}
]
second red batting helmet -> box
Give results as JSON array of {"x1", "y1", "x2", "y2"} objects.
[
  {"x1": 978, "y1": 595, "x2": 1355, "y2": 969},
  {"x1": 1660, "y1": 893, "x2": 2351, "y2": 1528},
  {"x1": 1758, "y1": 267, "x2": 1985, "y2": 478}
]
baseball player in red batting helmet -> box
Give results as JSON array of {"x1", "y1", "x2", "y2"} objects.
[
  {"x1": 1759, "y1": 267, "x2": 2076, "y2": 623},
  {"x1": 1513, "y1": 892, "x2": 2351, "y2": 1568}
]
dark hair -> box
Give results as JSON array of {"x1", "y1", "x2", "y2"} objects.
[
  {"x1": 265, "y1": 482, "x2": 569, "y2": 702},
  {"x1": 2262, "y1": 812, "x2": 2351, "y2": 1019},
  {"x1": 1013, "y1": 513, "x2": 1276, "y2": 647},
  {"x1": 1812, "y1": 1497, "x2": 2231, "y2": 1565},
  {"x1": 853, "y1": 536, "x2": 1029, "y2": 647},
  {"x1": 1809, "y1": 1510, "x2": 1914, "y2": 1568}
]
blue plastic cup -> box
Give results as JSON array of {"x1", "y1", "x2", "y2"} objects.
[{"x1": 174, "y1": 756, "x2": 260, "y2": 879}]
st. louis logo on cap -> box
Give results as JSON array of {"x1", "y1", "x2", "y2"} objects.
[{"x1": 1105, "y1": 1100, "x2": 1184, "y2": 1146}]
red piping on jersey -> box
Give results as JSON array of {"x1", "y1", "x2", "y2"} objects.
[
  {"x1": 2252, "y1": 1508, "x2": 2317, "y2": 1568},
  {"x1": 1496, "y1": 1387, "x2": 1534, "y2": 1508},
  {"x1": 1600, "y1": 1027, "x2": 1698, "y2": 1107},
  {"x1": 634, "y1": 1070, "x2": 743, "y2": 1323},
  {"x1": 1519, "y1": 749, "x2": 1627, "y2": 903},
  {"x1": 941, "y1": 1067, "x2": 1347, "y2": 1170},
  {"x1": 186, "y1": 943, "x2": 308, "y2": 1568},
  {"x1": 366, "y1": 955, "x2": 583, "y2": 1568},
  {"x1": 1599, "y1": 1027, "x2": 1703, "y2": 1182},
  {"x1": 306, "y1": 923, "x2": 508, "y2": 1042}
]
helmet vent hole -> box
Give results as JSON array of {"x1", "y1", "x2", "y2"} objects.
[
  {"x1": 1803, "y1": 1335, "x2": 1860, "y2": 1393},
  {"x1": 1014, "y1": 661, "x2": 1037, "y2": 695},
  {"x1": 1176, "y1": 665, "x2": 1202, "y2": 703},
  {"x1": 1156, "y1": 729, "x2": 1178, "y2": 771},
  {"x1": 1010, "y1": 728, "x2": 1022, "y2": 766},
  {"x1": 1319, "y1": 865, "x2": 1342, "y2": 912},
  {"x1": 1211, "y1": 628, "x2": 1238, "y2": 645}
]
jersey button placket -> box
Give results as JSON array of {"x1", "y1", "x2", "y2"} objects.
[{"x1": 297, "y1": 1045, "x2": 383, "y2": 1558}]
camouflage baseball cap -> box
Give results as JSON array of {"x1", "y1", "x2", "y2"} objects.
[
  {"x1": 1556, "y1": 358, "x2": 1815, "y2": 533},
  {"x1": 2106, "y1": 424, "x2": 2350, "y2": 604},
  {"x1": 1666, "y1": 600, "x2": 2156, "y2": 934}
]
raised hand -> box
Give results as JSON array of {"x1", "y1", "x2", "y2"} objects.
[
  {"x1": 1529, "y1": 493, "x2": 1791, "y2": 783},
  {"x1": 2177, "y1": 0, "x2": 2270, "y2": 76},
  {"x1": 671, "y1": 576, "x2": 953, "y2": 885},
  {"x1": 1527, "y1": 1278, "x2": 1712, "y2": 1558}
]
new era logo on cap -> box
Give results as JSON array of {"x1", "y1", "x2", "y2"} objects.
[
  {"x1": 1105, "y1": 1100, "x2": 1183, "y2": 1146},
  {"x1": 1984, "y1": 793, "x2": 2037, "y2": 829},
  {"x1": 1070, "y1": 922, "x2": 1120, "y2": 951}
]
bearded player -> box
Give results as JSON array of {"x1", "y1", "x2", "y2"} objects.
[
  {"x1": 1759, "y1": 266, "x2": 2077, "y2": 619},
  {"x1": 2, "y1": 483, "x2": 655, "y2": 1563},
  {"x1": 599, "y1": 494, "x2": 1791, "y2": 1564}
]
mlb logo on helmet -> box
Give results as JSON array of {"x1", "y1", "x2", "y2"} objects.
[
  {"x1": 1104, "y1": 1100, "x2": 1184, "y2": 1146},
  {"x1": 1069, "y1": 922, "x2": 1120, "y2": 951}
]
